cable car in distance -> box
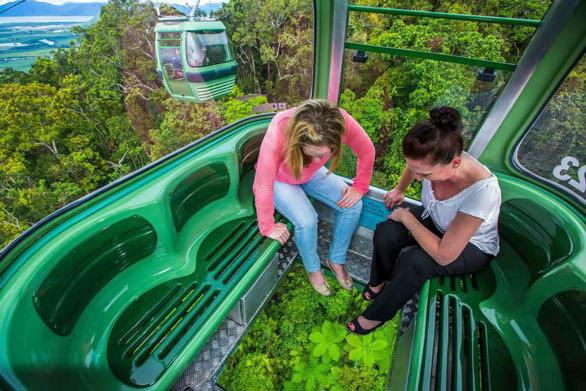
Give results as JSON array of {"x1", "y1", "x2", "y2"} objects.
[{"x1": 155, "y1": 5, "x2": 237, "y2": 103}]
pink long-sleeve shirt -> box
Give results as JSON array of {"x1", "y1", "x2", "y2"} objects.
[{"x1": 253, "y1": 107, "x2": 376, "y2": 236}]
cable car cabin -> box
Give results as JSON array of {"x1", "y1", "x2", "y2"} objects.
[
  {"x1": 0, "y1": 1, "x2": 584, "y2": 391},
  {"x1": 155, "y1": 20, "x2": 237, "y2": 103}
]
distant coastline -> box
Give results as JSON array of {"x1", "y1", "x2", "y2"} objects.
[
  {"x1": 0, "y1": 16, "x2": 93, "y2": 71},
  {"x1": 0, "y1": 16, "x2": 94, "y2": 24}
]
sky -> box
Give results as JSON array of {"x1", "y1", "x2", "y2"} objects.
[{"x1": 0, "y1": 0, "x2": 228, "y2": 5}]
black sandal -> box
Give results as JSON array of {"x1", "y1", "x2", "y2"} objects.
[
  {"x1": 346, "y1": 316, "x2": 384, "y2": 335},
  {"x1": 362, "y1": 283, "x2": 383, "y2": 301}
]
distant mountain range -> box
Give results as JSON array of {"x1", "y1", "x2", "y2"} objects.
[{"x1": 0, "y1": 1, "x2": 224, "y2": 17}]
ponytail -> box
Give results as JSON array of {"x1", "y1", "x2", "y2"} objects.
[{"x1": 402, "y1": 106, "x2": 463, "y2": 165}]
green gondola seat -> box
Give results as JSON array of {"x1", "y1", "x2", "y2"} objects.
[
  {"x1": 390, "y1": 175, "x2": 586, "y2": 391},
  {"x1": 0, "y1": 116, "x2": 284, "y2": 391}
]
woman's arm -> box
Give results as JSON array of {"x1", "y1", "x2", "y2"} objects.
[
  {"x1": 383, "y1": 166, "x2": 416, "y2": 209},
  {"x1": 396, "y1": 181, "x2": 499, "y2": 264},
  {"x1": 395, "y1": 166, "x2": 416, "y2": 193},
  {"x1": 390, "y1": 208, "x2": 483, "y2": 266},
  {"x1": 339, "y1": 109, "x2": 376, "y2": 195},
  {"x1": 252, "y1": 120, "x2": 286, "y2": 237}
]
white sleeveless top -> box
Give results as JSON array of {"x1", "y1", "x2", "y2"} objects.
[{"x1": 420, "y1": 163, "x2": 501, "y2": 256}]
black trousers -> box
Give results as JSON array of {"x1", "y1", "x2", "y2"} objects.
[{"x1": 362, "y1": 206, "x2": 492, "y2": 322}]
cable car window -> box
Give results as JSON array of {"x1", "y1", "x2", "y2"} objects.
[
  {"x1": 185, "y1": 31, "x2": 233, "y2": 68},
  {"x1": 333, "y1": 1, "x2": 549, "y2": 198},
  {"x1": 513, "y1": 53, "x2": 585, "y2": 206},
  {"x1": 336, "y1": 45, "x2": 513, "y2": 197},
  {"x1": 159, "y1": 32, "x2": 181, "y2": 47},
  {"x1": 160, "y1": 47, "x2": 184, "y2": 80}
]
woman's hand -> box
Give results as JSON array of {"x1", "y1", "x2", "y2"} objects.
[
  {"x1": 337, "y1": 186, "x2": 363, "y2": 208},
  {"x1": 383, "y1": 188, "x2": 405, "y2": 210},
  {"x1": 388, "y1": 207, "x2": 412, "y2": 224},
  {"x1": 268, "y1": 222, "x2": 290, "y2": 245}
]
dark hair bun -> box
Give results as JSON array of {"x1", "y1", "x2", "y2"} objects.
[{"x1": 429, "y1": 106, "x2": 460, "y2": 132}]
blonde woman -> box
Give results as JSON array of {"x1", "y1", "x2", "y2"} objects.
[{"x1": 253, "y1": 99, "x2": 375, "y2": 296}]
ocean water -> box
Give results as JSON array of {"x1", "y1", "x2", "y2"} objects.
[
  {"x1": 0, "y1": 16, "x2": 94, "y2": 24},
  {"x1": 0, "y1": 16, "x2": 93, "y2": 71}
]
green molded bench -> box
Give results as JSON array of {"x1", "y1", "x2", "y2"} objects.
[
  {"x1": 0, "y1": 116, "x2": 288, "y2": 391},
  {"x1": 391, "y1": 176, "x2": 586, "y2": 391},
  {"x1": 107, "y1": 212, "x2": 282, "y2": 386},
  {"x1": 33, "y1": 215, "x2": 159, "y2": 337}
]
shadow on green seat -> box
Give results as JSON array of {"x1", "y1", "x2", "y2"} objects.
[
  {"x1": 33, "y1": 215, "x2": 157, "y2": 336},
  {"x1": 169, "y1": 162, "x2": 230, "y2": 232},
  {"x1": 498, "y1": 198, "x2": 573, "y2": 283},
  {"x1": 538, "y1": 289, "x2": 586, "y2": 391}
]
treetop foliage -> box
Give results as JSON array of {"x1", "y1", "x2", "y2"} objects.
[{"x1": 0, "y1": 0, "x2": 564, "y2": 249}]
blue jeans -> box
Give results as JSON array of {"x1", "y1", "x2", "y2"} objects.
[{"x1": 273, "y1": 167, "x2": 363, "y2": 273}]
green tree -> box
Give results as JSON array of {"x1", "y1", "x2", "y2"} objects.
[
  {"x1": 337, "y1": 0, "x2": 546, "y2": 195},
  {"x1": 120, "y1": 2, "x2": 165, "y2": 143},
  {"x1": 221, "y1": 352, "x2": 277, "y2": 391},
  {"x1": 158, "y1": 4, "x2": 185, "y2": 17},
  {"x1": 0, "y1": 67, "x2": 28, "y2": 85},
  {"x1": 221, "y1": 86, "x2": 269, "y2": 123},
  {"x1": 344, "y1": 333, "x2": 389, "y2": 367},
  {"x1": 517, "y1": 55, "x2": 585, "y2": 190},
  {"x1": 149, "y1": 98, "x2": 225, "y2": 160},
  {"x1": 216, "y1": 0, "x2": 313, "y2": 103},
  {"x1": 337, "y1": 365, "x2": 387, "y2": 391},
  {"x1": 0, "y1": 82, "x2": 110, "y2": 246},
  {"x1": 287, "y1": 355, "x2": 343, "y2": 391}
]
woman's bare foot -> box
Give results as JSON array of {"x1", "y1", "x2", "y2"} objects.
[
  {"x1": 363, "y1": 281, "x2": 385, "y2": 300},
  {"x1": 327, "y1": 260, "x2": 351, "y2": 281},
  {"x1": 370, "y1": 282, "x2": 385, "y2": 294},
  {"x1": 327, "y1": 259, "x2": 353, "y2": 291},
  {"x1": 357, "y1": 316, "x2": 382, "y2": 330},
  {"x1": 347, "y1": 315, "x2": 383, "y2": 334},
  {"x1": 308, "y1": 270, "x2": 327, "y2": 286}
]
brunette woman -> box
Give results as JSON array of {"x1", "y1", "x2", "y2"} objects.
[{"x1": 347, "y1": 106, "x2": 501, "y2": 334}]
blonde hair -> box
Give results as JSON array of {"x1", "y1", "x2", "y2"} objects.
[{"x1": 285, "y1": 99, "x2": 345, "y2": 180}]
